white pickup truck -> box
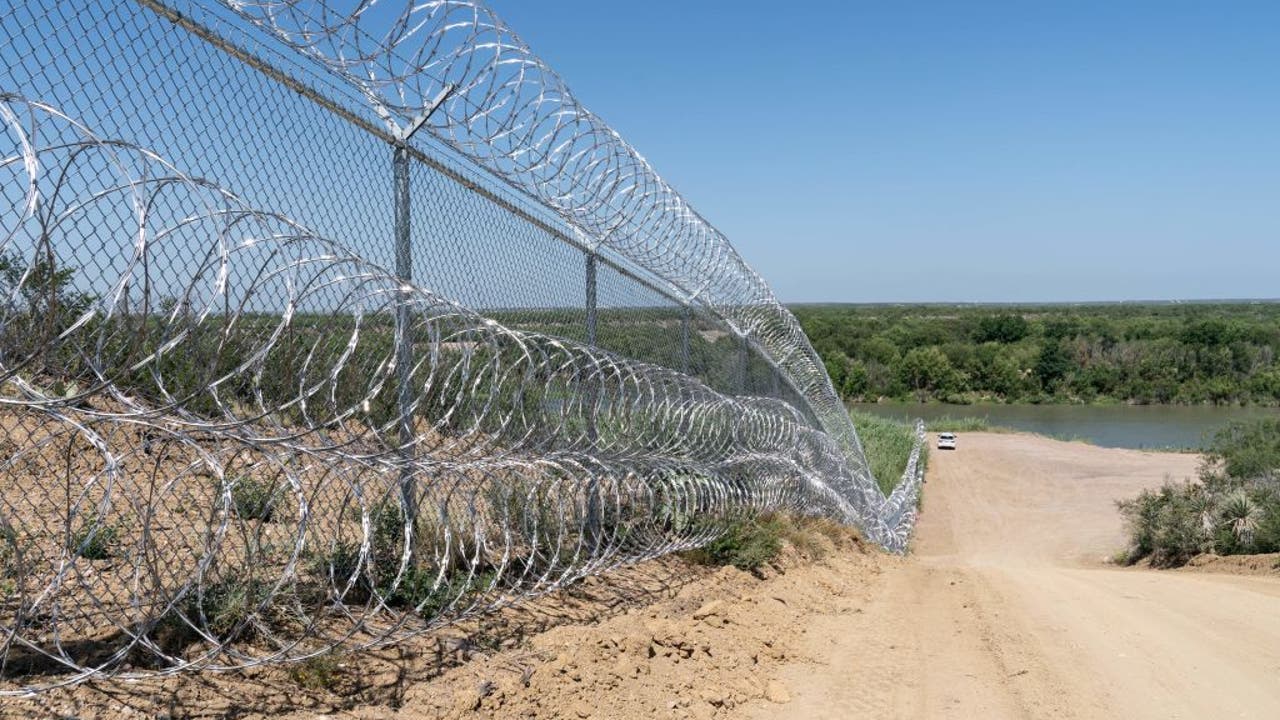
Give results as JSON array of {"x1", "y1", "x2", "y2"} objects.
[{"x1": 937, "y1": 432, "x2": 957, "y2": 450}]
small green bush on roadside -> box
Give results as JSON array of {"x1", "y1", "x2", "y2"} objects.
[
  {"x1": 1117, "y1": 419, "x2": 1280, "y2": 567},
  {"x1": 682, "y1": 513, "x2": 857, "y2": 573},
  {"x1": 683, "y1": 515, "x2": 784, "y2": 572}
]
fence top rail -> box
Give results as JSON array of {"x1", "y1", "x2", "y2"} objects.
[
  {"x1": 196, "y1": 0, "x2": 854, "y2": 443},
  {"x1": 137, "y1": 0, "x2": 696, "y2": 313}
]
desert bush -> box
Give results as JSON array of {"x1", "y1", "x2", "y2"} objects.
[
  {"x1": 230, "y1": 474, "x2": 283, "y2": 522},
  {"x1": 1117, "y1": 418, "x2": 1280, "y2": 566},
  {"x1": 196, "y1": 577, "x2": 273, "y2": 639},
  {"x1": 147, "y1": 574, "x2": 274, "y2": 656},
  {"x1": 288, "y1": 652, "x2": 344, "y2": 690},
  {"x1": 392, "y1": 566, "x2": 497, "y2": 618},
  {"x1": 309, "y1": 498, "x2": 501, "y2": 614},
  {"x1": 69, "y1": 511, "x2": 120, "y2": 560},
  {"x1": 683, "y1": 515, "x2": 784, "y2": 572},
  {"x1": 308, "y1": 540, "x2": 367, "y2": 602}
]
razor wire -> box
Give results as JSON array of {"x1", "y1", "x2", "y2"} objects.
[{"x1": 0, "y1": 0, "x2": 924, "y2": 691}]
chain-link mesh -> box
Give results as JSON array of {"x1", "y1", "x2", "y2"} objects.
[{"x1": 0, "y1": 0, "x2": 924, "y2": 691}]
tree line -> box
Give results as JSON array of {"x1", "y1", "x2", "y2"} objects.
[{"x1": 792, "y1": 303, "x2": 1280, "y2": 405}]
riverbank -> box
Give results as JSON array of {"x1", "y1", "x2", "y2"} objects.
[{"x1": 851, "y1": 401, "x2": 1277, "y2": 450}]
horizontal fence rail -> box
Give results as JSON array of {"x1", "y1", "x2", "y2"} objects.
[{"x1": 0, "y1": 0, "x2": 923, "y2": 691}]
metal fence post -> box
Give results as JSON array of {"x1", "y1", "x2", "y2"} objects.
[
  {"x1": 389, "y1": 86, "x2": 453, "y2": 562},
  {"x1": 738, "y1": 333, "x2": 750, "y2": 394},
  {"x1": 583, "y1": 251, "x2": 601, "y2": 547},
  {"x1": 392, "y1": 140, "x2": 419, "y2": 547},
  {"x1": 680, "y1": 305, "x2": 691, "y2": 374},
  {"x1": 585, "y1": 252, "x2": 598, "y2": 346}
]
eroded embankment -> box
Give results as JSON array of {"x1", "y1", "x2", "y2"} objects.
[{"x1": 2, "y1": 520, "x2": 884, "y2": 720}]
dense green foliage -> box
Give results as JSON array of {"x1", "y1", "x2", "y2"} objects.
[
  {"x1": 682, "y1": 513, "x2": 856, "y2": 572},
  {"x1": 850, "y1": 410, "x2": 924, "y2": 493},
  {"x1": 794, "y1": 303, "x2": 1280, "y2": 405},
  {"x1": 1118, "y1": 418, "x2": 1280, "y2": 567}
]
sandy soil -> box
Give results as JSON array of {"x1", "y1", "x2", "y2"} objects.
[
  {"x1": 5, "y1": 432, "x2": 1279, "y2": 719},
  {"x1": 0, "y1": 520, "x2": 882, "y2": 720},
  {"x1": 751, "y1": 432, "x2": 1280, "y2": 719}
]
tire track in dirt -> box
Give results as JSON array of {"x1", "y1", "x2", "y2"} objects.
[{"x1": 750, "y1": 433, "x2": 1280, "y2": 719}]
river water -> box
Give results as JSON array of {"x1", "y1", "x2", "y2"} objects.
[{"x1": 850, "y1": 402, "x2": 1280, "y2": 451}]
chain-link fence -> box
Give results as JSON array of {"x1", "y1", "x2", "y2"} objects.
[{"x1": 0, "y1": 0, "x2": 923, "y2": 691}]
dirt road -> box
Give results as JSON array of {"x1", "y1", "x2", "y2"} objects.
[{"x1": 753, "y1": 433, "x2": 1280, "y2": 719}]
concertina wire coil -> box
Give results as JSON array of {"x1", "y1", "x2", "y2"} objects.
[{"x1": 0, "y1": 0, "x2": 924, "y2": 692}]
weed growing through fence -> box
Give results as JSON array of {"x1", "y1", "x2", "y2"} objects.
[
  {"x1": 288, "y1": 652, "x2": 344, "y2": 690},
  {"x1": 69, "y1": 512, "x2": 120, "y2": 560},
  {"x1": 683, "y1": 515, "x2": 784, "y2": 573},
  {"x1": 197, "y1": 577, "x2": 273, "y2": 639},
  {"x1": 0, "y1": 522, "x2": 18, "y2": 597},
  {"x1": 230, "y1": 475, "x2": 282, "y2": 522}
]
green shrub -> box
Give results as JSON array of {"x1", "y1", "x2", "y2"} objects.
[
  {"x1": 309, "y1": 540, "x2": 368, "y2": 601},
  {"x1": 1117, "y1": 481, "x2": 1211, "y2": 567},
  {"x1": 288, "y1": 652, "x2": 344, "y2": 690},
  {"x1": 309, "y1": 499, "x2": 501, "y2": 615},
  {"x1": 196, "y1": 577, "x2": 272, "y2": 639},
  {"x1": 849, "y1": 410, "x2": 922, "y2": 493},
  {"x1": 229, "y1": 475, "x2": 283, "y2": 522},
  {"x1": 683, "y1": 515, "x2": 784, "y2": 573},
  {"x1": 1202, "y1": 419, "x2": 1280, "y2": 482},
  {"x1": 1118, "y1": 418, "x2": 1280, "y2": 566},
  {"x1": 70, "y1": 512, "x2": 120, "y2": 560},
  {"x1": 392, "y1": 566, "x2": 497, "y2": 618},
  {"x1": 1255, "y1": 504, "x2": 1280, "y2": 554}
]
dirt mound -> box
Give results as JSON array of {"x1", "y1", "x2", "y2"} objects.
[
  {"x1": 0, "y1": 522, "x2": 881, "y2": 720},
  {"x1": 1181, "y1": 552, "x2": 1280, "y2": 576},
  {"x1": 393, "y1": 538, "x2": 878, "y2": 720}
]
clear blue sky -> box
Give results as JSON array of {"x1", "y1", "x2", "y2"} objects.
[{"x1": 492, "y1": 1, "x2": 1280, "y2": 303}]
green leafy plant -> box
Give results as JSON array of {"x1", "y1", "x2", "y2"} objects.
[
  {"x1": 70, "y1": 511, "x2": 120, "y2": 560},
  {"x1": 683, "y1": 515, "x2": 784, "y2": 573},
  {"x1": 230, "y1": 475, "x2": 282, "y2": 522},
  {"x1": 288, "y1": 652, "x2": 344, "y2": 690},
  {"x1": 393, "y1": 566, "x2": 497, "y2": 618},
  {"x1": 194, "y1": 577, "x2": 272, "y2": 639}
]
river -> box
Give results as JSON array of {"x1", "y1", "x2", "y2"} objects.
[{"x1": 850, "y1": 402, "x2": 1280, "y2": 450}]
